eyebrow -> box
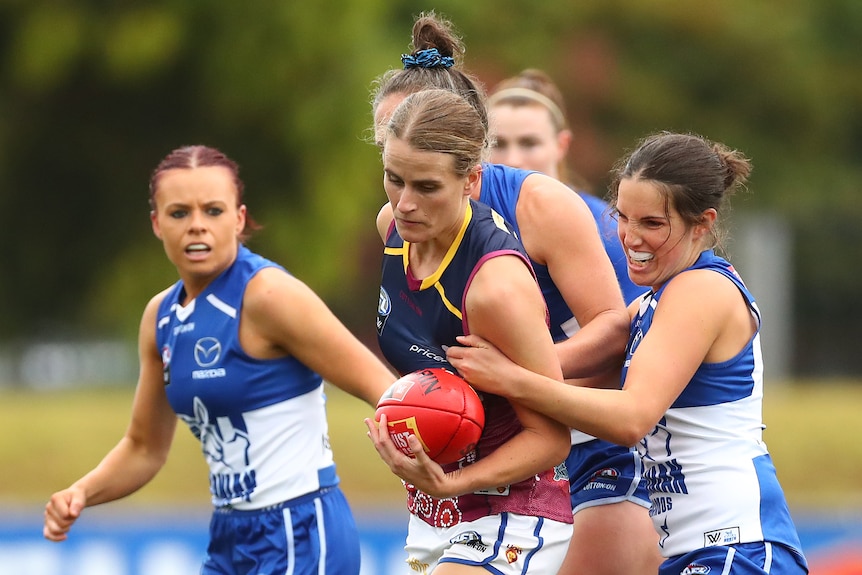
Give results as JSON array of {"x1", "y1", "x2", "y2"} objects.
[
  {"x1": 616, "y1": 209, "x2": 669, "y2": 221},
  {"x1": 384, "y1": 168, "x2": 443, "y2": 187}
]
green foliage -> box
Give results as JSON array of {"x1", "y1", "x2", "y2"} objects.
[{"x1": 0, "y1": 0, "x2": 859, "y2": 373}]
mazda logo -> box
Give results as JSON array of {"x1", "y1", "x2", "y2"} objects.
[{"x1": 194, "y1": 337, "x2": 222, "y2": 367}]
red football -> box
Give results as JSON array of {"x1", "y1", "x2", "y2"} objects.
[{"x1": 375, "y1": 367, "x2": 485, "y2": 466}]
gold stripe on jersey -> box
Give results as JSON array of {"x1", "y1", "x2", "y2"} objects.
[
  {"x1": 432, "y1": 281, "x2": 462, "y2": 320},
  {"x1": 387, "y1": 202, "x2": 473, "y2": 321},
  {"x1": 416, "y1": 201, "x2": 472, "y2": 290}
]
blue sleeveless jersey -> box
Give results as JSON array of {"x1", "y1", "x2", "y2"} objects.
[
  {"x1": 156, "y1": 245, "x2": 338, "y2": 509},
  {"x1": 376, "y1": 199, "x2": 573, "y2": 527},
  {"x1": 479, "y1": 163, "x2": 579, "y2": 342},
  {"x1": 624, "y1": 250, "x2": 807, "y2": 564}
]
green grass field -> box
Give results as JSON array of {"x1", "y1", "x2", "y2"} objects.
[{"x1": 2, "y1": 380, "x2": 860, "y2": 512}]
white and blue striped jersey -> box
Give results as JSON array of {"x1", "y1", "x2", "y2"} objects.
[
  {"x1": 624, "y1": 250, "x2": 805, "y2": 561},
  {"x1": 156, "y1": 245, "x2": 338, "y2": 510}
]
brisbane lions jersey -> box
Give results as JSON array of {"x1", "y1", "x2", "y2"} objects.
[{"x1": 377, "y1": 199, "x2": 572, "y2": 527}]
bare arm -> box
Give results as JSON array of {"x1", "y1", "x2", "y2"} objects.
[
  {"x1": 457, "y1": 255, "x2": 571, "y2": 489},
  {"x1": 516, "y1": 173, "x2": 629, "y2": 378},
  {"x1": 448, "y1": 269, "x2": 750, "y2": 446},
  {"x1": 376, "y1": 202, "x2": 394, "y2": 243},
  {"x1": 243, "y1": 267, "x2": 396, "y2": 408},
  {"x1": 44, "y1": 291, "x2": 178, "y2": 541}
]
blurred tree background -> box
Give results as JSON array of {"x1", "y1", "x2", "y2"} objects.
[{"x1": 0, "y1": 0, "x2": 859, "y2": 377}]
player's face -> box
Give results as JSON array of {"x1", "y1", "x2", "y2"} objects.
[
  {"x1": 382, "y1": 135, "x2": 477, "y2": 247},
  {"x1": 150, "y1": 166, "x2": 246, "y2": 294},
  {"x1": 615, "y1": 177, "x2": 705, "y2": 291},
  {"x1": 489, "y1": 103, "x2": 566, "y2": 180}
]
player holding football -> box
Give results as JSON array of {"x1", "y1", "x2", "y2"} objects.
[
  {"x1": 366, "y1": 89, "x2": 574, "y2": 574},
  {"x1": 43, "y1": 145, "x2": 397, "y2": 575}
]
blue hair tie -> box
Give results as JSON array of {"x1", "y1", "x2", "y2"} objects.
[{"x1": 401, "y1": 48, "x2": 455, "y2": 70}]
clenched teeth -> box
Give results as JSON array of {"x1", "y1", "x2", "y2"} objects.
[{"x1": 628, "y1": 250, "x2": 654, "y2": 263}]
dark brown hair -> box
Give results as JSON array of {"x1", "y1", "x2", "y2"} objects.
[
  {"x1": 370, "y1": 11, "x2": 487, "y2": 138},
  {"x1": 148, "y1": 145, "x2": 260, "y2": 240},
  {"x1": 608, "y1": 132, "x2": 752, "y2": 250}
]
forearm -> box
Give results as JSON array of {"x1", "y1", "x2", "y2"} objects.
[
  {"x1": 327, "y1": 358, "x2": 396, "y2": 408},
  {"x1": 507, "y1": 372, "x2": 650, "y2": 447},
  {"x1": 556, "y1": 309, "x2": 629, "y2": 378},
  {"x1": 72, "y1": 436, "x2": 170, "y2": 507},
  {"x1": 441, "y1": 421, "x2": 570, "y2": 498},
  {"x1": 564, "y1": 367, "x2": 621, "y2": 391}
]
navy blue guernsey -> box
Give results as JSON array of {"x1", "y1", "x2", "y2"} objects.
[
  {"x1": 156, "y1": 245, "x2": 338, "y2": 509},
  {"x1": 376, "y1": 198, "x2": 532, "y2": 374},
  {"x1": 376, "y1": 199, "x2": 574, "y2": 527}
]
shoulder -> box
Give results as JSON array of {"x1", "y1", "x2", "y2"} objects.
[
  {"x1": 659, "y1": 268, "x2": 744, "y2": 316},
  {"x1": 139, "y1": 286, "x2": 174, "y2": 348},
  {"x1": 244, "y1": 266, "x2": 304, "y2": 310},
  {"x1": 468, "y1": 253, "x2": 537, "y2": 305},
  {"x1": 514, "y1": 173, "x2": 603, "y2": 262},
  {"x1": 376, "y1": 203, "x2": 394, "y2": 242},
  {"x1": 143, "y1": 285, "x2": 174, "y2": 322},
  {"x1": 518, "y1": 173, "x2": 593, "y2": 219}
]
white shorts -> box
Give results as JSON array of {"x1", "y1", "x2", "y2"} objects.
[{"x1": 402, "y1": 512, "x2": 572, "y2": 574}]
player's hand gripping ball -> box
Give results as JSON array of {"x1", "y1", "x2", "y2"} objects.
[{"x1": 375, "y1": 367, "x2": 485, "y2": 465}]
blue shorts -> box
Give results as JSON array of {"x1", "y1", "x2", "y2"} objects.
[
  {"x1": 202, "y1": 486, "x2": 361, "y2": 575},
  {"x1": 565, "y1": 438, "x2": 651, "y2": 514},
  {"x1": 661, "y1": 542, "x2": 809, "y2": 575}
]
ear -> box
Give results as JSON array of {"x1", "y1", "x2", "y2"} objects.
[
  {"x1": 464, "y1": 165, "x2": 482, "y2": 197},
  {"x1": 695, "y1": 208, "x2": 718, "y2": 238},
  {"x1": 150, "y1": 210, "x2": 162, "y2": 239},
  {"x1": 556, "y1": 128, "x2": 573, "y2": 161},
  {"x1": 236, "y1": 204, "x2": 247, "y2": 236}
]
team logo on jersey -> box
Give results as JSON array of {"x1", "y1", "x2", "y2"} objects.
[
  {"x1": 377, "y1": 287, "x2": 391, "y2": 335},
  {"x1": 179, "y1": 397, "x2": 255, "y2": 505},
  {"x1": 680, "y1": 563, "x2": 710, "y2": 574},
  {"x1": 194, "y1": 337, "x2": 221, "y2": 367},
  {"x1": 629, "y1": 329, "x2": 644, "y2": 356},
  {"x1": 642, "y1": 420, "x2": 689, "y2": 496}
]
